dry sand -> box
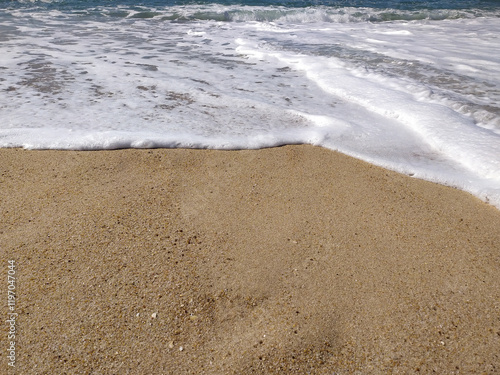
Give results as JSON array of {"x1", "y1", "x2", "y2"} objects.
[{"x1": 1, "y1": 145, "x2": 499, "y2": 374}]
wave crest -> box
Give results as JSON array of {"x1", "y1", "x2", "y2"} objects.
[
  {"x1": 143, "y1": 7, "x2": 493, "y2": 23},
  {"x1": 2, "y1": 0, "x2": 497, "y2": 23}
]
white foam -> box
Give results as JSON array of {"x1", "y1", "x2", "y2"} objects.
[{"x1": 0, "y1": 6, "x2": 499, "y2": 208}]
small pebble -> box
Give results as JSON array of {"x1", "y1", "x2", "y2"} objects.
[
  {"x1": 152, "y1": 312, "x2": 157, "y2": 319},
  {"x1": 179, "y1": 346, "x2": 184, "y2": 351}
]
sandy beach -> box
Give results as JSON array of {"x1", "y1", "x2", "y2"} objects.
[{"x1": 1, "y1": 144, "x2": 499, "y2": 374}]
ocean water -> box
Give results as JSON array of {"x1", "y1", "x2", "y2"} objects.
[{"x1": 1, "y1": 0, "x2": 499, "y2": 207}]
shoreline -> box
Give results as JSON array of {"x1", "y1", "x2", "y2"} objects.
[{"x1": 1, "y1": 145, "x2": 499, "y2": 374}]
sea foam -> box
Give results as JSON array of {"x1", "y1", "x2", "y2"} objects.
[{"x1": 0, "y1": 4, "x2": 499, "y2": 208}]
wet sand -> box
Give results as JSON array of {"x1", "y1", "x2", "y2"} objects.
[{"x1": 1, "y1": 145, "x2": 499, "y2": 374}]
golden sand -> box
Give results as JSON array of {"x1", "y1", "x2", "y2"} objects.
[{"x1": 1, "y1": 145, "x2": 499, "y2": 374}]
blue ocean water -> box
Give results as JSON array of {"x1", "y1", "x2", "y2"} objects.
[
  {"x1": 0, "y1": 0, "x2": 499, "y2": 206},
  {"x1": 1, "y1": 0, "x2": 499, "y2": 9}
]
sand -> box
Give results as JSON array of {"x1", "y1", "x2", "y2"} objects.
[{"x1": 1, "y1": 145, "x2": 499, "y2": 374}]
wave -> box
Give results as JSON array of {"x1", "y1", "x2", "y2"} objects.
[
  {"x1": 164, "y1": 7, "x2": 493, "y2": 22},
  {"x1": 81, "y1": 5, "x2": 500, "y2": 23},
  {"x1": 2, "y1": 0, "x2": 499, "y2": 23}
]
